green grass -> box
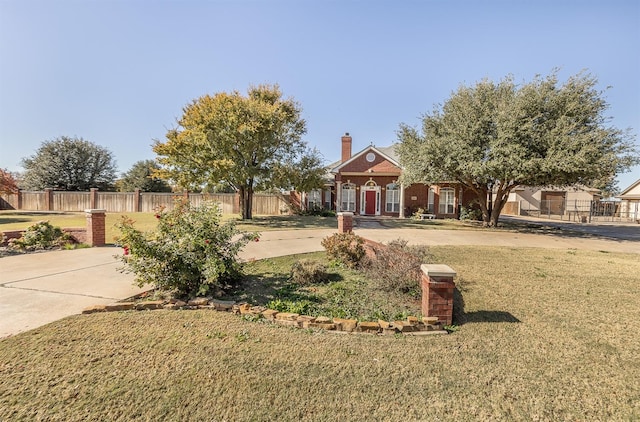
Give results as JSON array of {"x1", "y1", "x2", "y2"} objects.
[
  {"x1": 379, "y1": 216, "x2": 484, "y2": 230},
  {"x1": 1, "y1": 245, "x2": 639, "y2": 420},
  {"x1": 230, "y1": 251, "x2": 421, "y2": 321},
  {"x1": 0, "y1": 212, "x2": 339, "y2": 245}
]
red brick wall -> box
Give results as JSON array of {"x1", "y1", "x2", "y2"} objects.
[
  {"x1": 85, "y1": 210, "x2": 106, "y2": 246},
  {"x1": 338, "y1": 152, "x2": 402, "y2": 175},
  {"x1": 337, "y1": 212, "x2": 353, "y2": 233},
  {"x1": 1, "y1": 228, "x2": 87, "y2": 246},
  {"x1": 421, "y1": 269, "x2": 455, "y2": 325}
]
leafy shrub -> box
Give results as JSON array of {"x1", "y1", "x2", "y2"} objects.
[
  {"x1": 115, "y1": 200, "x2": 258, "y2": 298},
  {"x1": 321, "y1": 232, "x2": 365, "y2": 268},
  {"x1": 8, "y1": 221, "x2": 74, "y2": 251},
  {"x1": 266, "y1": 298, "x2": 315, "y2": 315},
  {"x1": 411, "y1": 207, "x2": 429, "y2": 220},
  {"x1": 290, "y1": 259, "x2": 328, "y2": 285},
  {"x1": 362, "y1": 239, "x2": 432, "y2": 295},
  {"x1": 459, "y1": 205, "x2": 483, "y2": 221}
]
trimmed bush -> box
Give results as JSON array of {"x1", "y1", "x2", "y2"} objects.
[
  {"x1": 8, "y1": 221, "x2": 74, "y2": 251},
  {"x1": 362, "y1": 239, "x2": 432, "y2": 295},
  {"x1": 321, "y1": 232, "x2": 365, "y2": 268},
  {"x1": 290, "y1": 259, "x2": 328, "y2": 285},
  {"x1": 115, "y1": 200, "x2": 258, "y2": 298}
]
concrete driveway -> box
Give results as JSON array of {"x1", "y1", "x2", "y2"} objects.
[
  {"x1": 500, "y1": 215, "x2": 640, "y2": 242},
  {"x1": 0, "y1": 247, "x2": 147, "y2": 338},
  {"x1": 2, "y1": 222, "x2": 638, "y2": 338}
]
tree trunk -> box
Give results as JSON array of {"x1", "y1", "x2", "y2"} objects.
[
  {"x1": 468, "y1": 187, "x2": 490, "y2": 226},
  {"x1": 238, "y1": 186, "x2": 247, "y2": 219},
  {"x1": 246, "y1": 184, "x2": 253, "y2": 220},
  {"x1": 489, "y1": 194, "x2": 509, "y2": 227}
]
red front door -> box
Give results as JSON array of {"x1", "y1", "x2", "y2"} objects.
[{"x1": 365, "y1": 190, "x2": 376, "y2": 215}]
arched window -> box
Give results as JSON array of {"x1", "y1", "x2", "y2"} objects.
[
  {"x1": 308, "y1": 189, "x2": 322, "y2": 209},
  {"x1": 439, "y1": 188, "x2": 455, "y2": 214},
  {"x1": 427, "y1": 187, "x2": 435, "y2": 213},
  {"x1": 385, "y1": 183, "x2": 400, "y2": 213},
  {"x1": 341, "y1": 183, "x2": 356, "y2": 212}
]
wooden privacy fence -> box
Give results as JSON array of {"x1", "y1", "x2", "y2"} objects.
[{"x1": 0, "y1": 189, "x2": 293, "y2": 216}]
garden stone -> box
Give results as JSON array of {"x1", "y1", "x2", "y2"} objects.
[
  {"x1": 333, "y1": 318, "x2": 357, "y2": 332},
  {"x1": 135, "y1": 301, "x2": 164, "y2": 310},
  {"x1": 188, "y1": 297, "x2": 209, "y2": 306},
  {"x1": 308, "y1": 322, "x2": 336, "y2": 330},
  {"x1": 82, "y1": 305, "x2": 107, "y2": 314},
  {"x1": 393, "y1": 321, "x2": 416, "y2": 332},
  {"x1": 261, "y1": 309, "x2": 279, "y2": 320},
  {"x1": 105, "y1": 303, "x2": 135, "y2": 312},
  {"x1": 297, "y1": 315, "x2": 316, "y2": 328},
  {"x1": 378, "y1": 320, "x2": 391, "y2": 329},
  {"x1": 275, "y1": 312, "x2": 299, "y2": 321},
  {"x1": 357, "y1": 322, "x2": 380, "y2": 333}
]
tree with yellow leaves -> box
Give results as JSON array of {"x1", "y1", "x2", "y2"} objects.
[{"x1": 154, "y1": 84, "x2": 324, "y2": 219}]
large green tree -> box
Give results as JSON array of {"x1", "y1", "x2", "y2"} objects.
[
  {"x1": 154, "y1": 84, "x2": 319, "y2": 219},
  {"x1": 21, "y1": 136, "x2": 117, "y2": 191},
  {"x1": 116, "y1": 160, "x2": 172, "y2": 192},
  {"x1": 271, "y1": 147, "x2": 327, "y2": 210},
  {"x1": 397, "y1": 71, "x2": 638, "y2": 226}
]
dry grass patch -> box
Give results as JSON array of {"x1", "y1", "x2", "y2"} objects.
[
  {"x1": 1, "y1": 246, "x2": 639, "y2": 421},
  {"x1": 233, "y1": 252, "x2": 421, "y2": 320}
]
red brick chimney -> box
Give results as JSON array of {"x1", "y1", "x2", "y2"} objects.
[{"x1": 341, "y1": 132, "x2": 352, "y2": 163}]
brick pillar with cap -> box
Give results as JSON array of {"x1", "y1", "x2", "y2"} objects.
[
  {"x1": 421, "y1": 264, "x2": 456, "y2": 325},
  {"x1": 337, "y1": 212, "x2": 353, "y2": 233},
  {"x1": 85, "y1": 209, "x2": 106, "y2": 246}
]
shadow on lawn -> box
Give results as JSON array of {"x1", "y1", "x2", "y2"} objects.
[
  {"x1": 0, "y1": 217, "x2": 32, "y2": 225},
  {"x1": 230, "y1": 268, "x2": 343, "y2": 306},
  {"x1": 498, "y1": 218, "x2": 639, "y2": 242},
  {"x1": 236, "y1": 215, "x2": 337, "y2": 230},
  {"x1": 453, "y1": 285, "x2": 520, "y2": 325}
]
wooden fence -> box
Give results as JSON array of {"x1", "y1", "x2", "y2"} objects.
[{"x1": 0, "y1": 189, "x2": 292, "y2": 216}]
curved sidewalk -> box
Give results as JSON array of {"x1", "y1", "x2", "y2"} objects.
[{"x1": 2, "y1": 225, "x2": 638, "y2": 338}]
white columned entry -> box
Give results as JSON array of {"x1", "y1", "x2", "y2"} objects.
[
  {"x1": 360, "y1": 184, "x2": 381, "y2": 216},
  {"x1": 335, "y1": 181, "x2": 342, "y2": 212}
]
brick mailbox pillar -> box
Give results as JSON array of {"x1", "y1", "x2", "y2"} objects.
[
  {"x1": 337, "y1": 212, "x2": 353, "y2": 233},
  {"x1": 421, "y1": 264, "x2": 456, "y2": 325},
  {"x1": 85, "y1": 209, "x2": 107, "y2": 247}
]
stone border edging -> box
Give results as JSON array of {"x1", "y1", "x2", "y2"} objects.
[{"x1": 82, "y1": 298, "x2": 448, "y2": 336}]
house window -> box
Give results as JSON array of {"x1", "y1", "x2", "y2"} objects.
[
  {"x1": 427, "y1": 188, "x2": 435, "y2": 213},
  {"x1": 439, "y1": 188, "x2": 455, "y2": 214},
  {"x1": 341, "y1": 183, "x2": 356, "y2": 212},
  {"x1": 308, "y1": 189, "x2": 322, "y2": 209},
  {"x1": 385, "y1": 183, "x2": 400, "y2": 213}
]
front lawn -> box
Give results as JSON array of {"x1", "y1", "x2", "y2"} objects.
[
  {"x1": 231, "y1": 251, "x2": 421, "y2": 321},
  {"x1": 1, "y1": 245, "x2": 638, "y2": 420}
]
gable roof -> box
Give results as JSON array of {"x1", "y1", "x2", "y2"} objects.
[
  {"x1": 618, "y1": 178, "x2": 640, "y2": 199},
  {"x1": 330, "y1": 144, "x2": 400, "y2": 174}
]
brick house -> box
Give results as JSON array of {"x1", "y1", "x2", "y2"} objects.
[{"x1": 307, "y1": 133, "x2": 471, "y2": 219}]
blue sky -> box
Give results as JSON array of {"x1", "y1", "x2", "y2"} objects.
[{"x1": 1, "y1": 0, "x2": 639, "y2": 191}]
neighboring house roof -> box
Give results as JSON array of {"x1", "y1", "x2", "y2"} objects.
[
  {"x1": 330, "y1": 144, "x2": 400, "y2": 174},
  {"x1": 617, "y1": 179, "x2": 640, "y2": 200}
]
